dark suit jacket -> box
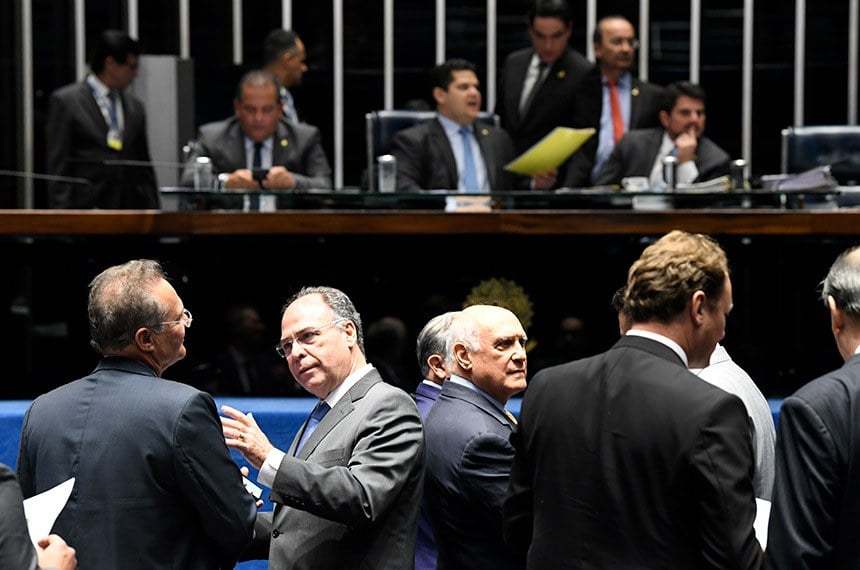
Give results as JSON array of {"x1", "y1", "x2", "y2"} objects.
[
  {"x1": 564, "y1": 70, "x2": 666, "y2": 187},
  {"x1": 423, "y1": 380, "x2": 524, "y2": 570},
  {"x1": 16, "y1": 357, "x2": 257, "y2": 570},
  {"x1": 390, "y1": 117, "x2": 525, "y2": 191},
  {"x1": 252, "y1": 369, "x2": 425, "y2": 570},
  {"x1": 766, "y1": 355, "x2": 860, "y2": 570},
  {"x1": 413, "y1": 381, "x2": 442, "y2": 570},
  {"x1": 46, "y1": 80, "x2": 159, "y2": 209},
  {"x1": 496, "y1": 47, "x2": 593, "y2": 157},
  {"x1": 504, "y1": 335, "x2": 763, "y2": 570},
  {"x1": 0, "y1": 463, "x2": 37, "y2": 570},
  {"x1": 181, "y1": 116, "x2": 332, "y2": 190},
  {"x1": 595, "y1": 127, "x2": 731, "y2": 186}
]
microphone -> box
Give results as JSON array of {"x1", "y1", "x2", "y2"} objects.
[{"x1": 0, "y1": 169, "x2": 91, "y2": 186}]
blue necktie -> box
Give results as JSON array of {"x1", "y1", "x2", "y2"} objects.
[
  {"x1": 295, "y1": 400, "x2": 330, "y2": 455},
  {"x1": 459, "y1": 126, "x2": 479, "y2": 191},
  {"x1": 106, "y1": 91, "x2": 120, "y2": 130}
]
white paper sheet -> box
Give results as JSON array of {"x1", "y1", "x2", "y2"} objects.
[{"x1": 23, "y1": 477, "x2": 74, "y2": 547}]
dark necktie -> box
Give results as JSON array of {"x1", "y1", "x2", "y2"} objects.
[
  {"x1": 459, "y1": 126, "x2": 479, "y2": 191},
  {"x1": 295, "y1": 400, "x2": 330, "y2": 455},
  {"x1": 253, "y1": 141, "x2": 263, "y2": 169},
  {"x1": 520, "y1": 61, "x2": 548, "y2": 115}
]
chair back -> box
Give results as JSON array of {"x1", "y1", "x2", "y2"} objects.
[
  {"x1": 781, "y1": 125, "x2": 860, "y2": 185},
  {"x1": 364, "y1": 110, "x2": 500, "y2": 191}
]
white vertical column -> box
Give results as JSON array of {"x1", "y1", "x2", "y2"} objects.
[
  {"x1": 283, "y1": 0, "x2": 292, "y2": 29},
  {"x1": 794, "y1": 0, "x2": 805, "y2": 126},
  {"x1": 639, "y1": 0, "x2": 649, "y2": 81},
  {"x1": 75, "y1": 0, "x2": 85, "y2": 78},
  {"x1": 690, "y1": 0, "x2": 700, "y2": 82},
  {"x1": 333, "y1": 0, "x2": 344, "y2": 188},
  {"x1": 384, "y1": 0, "x2": 394, "y2": 110},
  {"x1": 233, "y1": 0, "x2": 243, "y2": 65},
  {"x1": 586, "y1": 0, "x2": 596, "y2": 62},
  {"x1": 436, "y1": 0, "x2": 445, "y2": 64},
  {"x1": 22, "y1": 0, "x2": 34, "y2": 207},
  {"x1": 179, "y1": 0, "x2": 190, "y2": 58},
  {"x1": 742, "y1": 0, "x2": 754, "y2": 164},
  {"x1": 486, "y1": 0, "x2": 496, "y2": 112},
  {"x1": 849, "y1": 0, "x2": 858, "y2": 124},
  {"x1": 128, "y1": 0, "x2": 138, "y2": 38}
]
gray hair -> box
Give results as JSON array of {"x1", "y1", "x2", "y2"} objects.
[
  {"x1": 821, "y1": 245, "x2": 860, "y2": 318},
  {"x1": 283, "y1": 286, "x2": 365, "y2": 354},
  {"x1": 416, "y1": 311, "x2": 458, "y2": 378},
  {"x1": 445, "y1": 311, "x2": 481, "y2": 368},
  {"x1": 88, "y1": 259, "x2": 170, "y2": 355}
]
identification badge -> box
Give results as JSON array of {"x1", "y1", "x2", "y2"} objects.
[{"x1": 107, "y1": 129, "x2": 123, "y2": 151}]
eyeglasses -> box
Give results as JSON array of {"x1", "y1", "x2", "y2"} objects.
[
  {"x1": 275, "y1": 319, "x2": 345, "y2": 359},
  {"x1": 607, "y1": 38, "x2": 640, "y2": 49},
  {"x1": 156, "y1": 308, "x2": 193, "y2": 329}
]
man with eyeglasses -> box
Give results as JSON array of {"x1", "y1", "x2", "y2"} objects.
[
  {"x1": 46, "y1": 30, "x2": 159, "y2": 209},
  {"x1": 16, "y1": 259, "x2": 257, "y2": 569},
  {"x1": 220, "y1": 286, "x2": 424, "y2": 569},
  {"x1": 564, "y1": 15, "x2": 666, "y2": 188},
  {"x1": 496, "y1": 0, "x2": 593, "y2": 180}
]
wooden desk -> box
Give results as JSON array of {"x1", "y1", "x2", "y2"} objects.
[{"x1": 0, "y1": 208, "x2": 859, "y2": 236}]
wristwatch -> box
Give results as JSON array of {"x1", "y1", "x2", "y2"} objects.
[{"x1": 217, "y1": 172, "x2": 229, "y2": 189}]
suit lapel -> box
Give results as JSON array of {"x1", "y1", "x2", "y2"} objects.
[
  {"x1": 510, "y1": 53, "x2": 532, "y2": 125},
  {"x1": 443, "y1": 381, "x2": 514, "y2": 429},
  {"x1": 296, "y1": 370, "x2": 383, "y2": 459},
  {"x1": 271, "y1": 123, "x2": 291, "y2": 167},
  {"x1": 428, "y1": 120, "x2": 459, "y2": 189},
  {"x1": 77, "y1": 82, "x2": 109, "y2": 140},
  {"x1": 476, "y1": 127, "x2": 498, "y2": 189}
]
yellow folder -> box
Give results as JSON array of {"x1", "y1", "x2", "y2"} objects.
[{"x1": 504, "y1": 127, "x2": 596, "y2": 175}]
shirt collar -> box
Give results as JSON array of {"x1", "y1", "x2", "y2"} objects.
[
  {"x1": 437, "y1": 113, "x2": 471, "y2": 137},
  {"x1": 449, "y1": 374, "x2": 510, "y2": 410},
  {"x1": 603, "y1": 72, "x2": 631, "y2": 88},
  {"x1": 324, "y1": 362, "x2": 374, "y2": 409},
  {"x1": 625, "y1": 329, "x2": 689, "y2": 367},
  {"x1": 87, "y1": 74, "x2": 112, "y2": 98}
]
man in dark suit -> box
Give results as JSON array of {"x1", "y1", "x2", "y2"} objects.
[
  {"x1": 564, "y1": 15, "x2": 665, "y2": 187},
  {"x1": 16, "y1": 259, "x2": 257, "y2": 569},
  {"x1": 766, "y1": 245, "x2": 860, "y2": 569},
  {"x1": 596, "y1": 81, "x2": 731, "y2": 187},
  {"x1": 262, "y1": 29, "x2": 307, "y2": 124},
  {"x1": 504, "y1": 230, "x2": 763, "y2": 569},
  {"x1": 423, "y1": 305, "x2": 527, "y2": 570},
  {"x1": 181, "y1": 70, "x2": 331, "y2": 190},
  {"x1": 496, "y1": 0, "x2": 593, "y2": 164},
  {"x1": 46, "y1": 30, "x2": 159, "y2": 209},
  {"x1": 391, "y1": 59, "x2": 553, "y2": 192},
  {"x1": 220, "y1": 286, "x2": 425, "y2": 570},
  {"x1": 0, "y1": 463, "x2": 76, "y2": 570},
  {"x1": 412, "y1": 311, "x2": 457, "y2": 570}
]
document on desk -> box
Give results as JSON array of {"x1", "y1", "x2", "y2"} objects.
[
  {"x1": 23, "y1": 477, "x2": 74, "y2": 547},
  {"x1": 504, "y1": 127, "x2": 595, "y2": 175}
]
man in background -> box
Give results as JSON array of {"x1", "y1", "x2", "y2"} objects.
[
  {"x1": 496, "y1": 0, "x2": 593, "y2": 184},
  {"x1": 46, "y1": 30, "x2": 159, "y2": 209},
  {"x1": 262, "y1": 29, "x2": 307, "y2": 124},
  {"x1": 565, "y1": 15, "x2": 664, "y2": 187},
  {"x1": 182, "y1": 70, "x2": 331, "y2": 190},
  {"x1": 392, "y1": 59, "x2": 554, "y2": 191},
  {"x1": 596, "y1": 81, "x2": 730, "y2": 187}
]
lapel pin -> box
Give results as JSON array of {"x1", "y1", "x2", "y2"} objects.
[
  {"x1": 632, "y1": 87, "x2": 640, "y2": 96},
  {"x1": 556, "y1": 70, "x2": 566, "y2": 79},
  {"x1": 481, "y1": 128, "x2": 489, "y2": 136},
  {"x1": 280, "y1": 138, "x2": 288, "y2": 147}
]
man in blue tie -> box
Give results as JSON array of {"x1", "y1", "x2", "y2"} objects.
[
  {"x1": 391, "y1": 59, "x2": 556, "y2": 191},
  {"x1": 220, "y1": 286, "x2": 424, "y2": 570}
]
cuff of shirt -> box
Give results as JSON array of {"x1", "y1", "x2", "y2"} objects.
[{"x1": 257, "y1": 447, "x2": 286, "y2": 488}]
